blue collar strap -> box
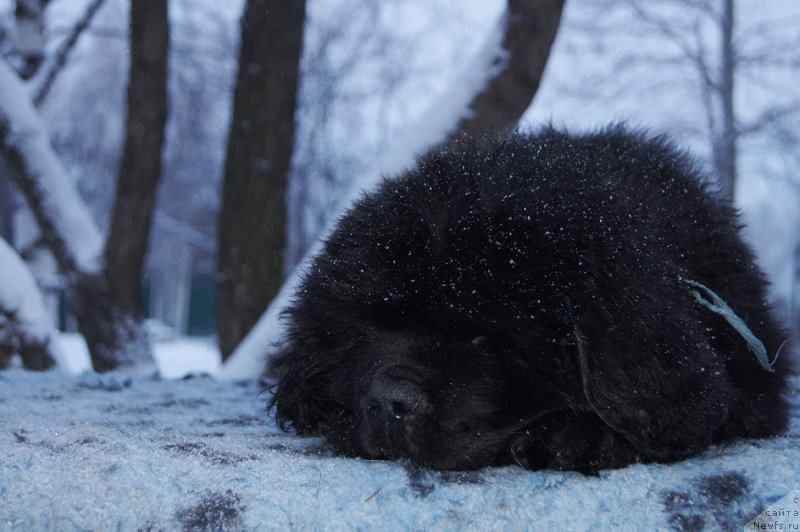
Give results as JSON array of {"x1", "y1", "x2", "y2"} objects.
[{"x1": 682, "y1": 278, "x2": 783, "y2": 373}]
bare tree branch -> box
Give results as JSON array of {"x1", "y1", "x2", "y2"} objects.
[
  {"x1": 30, "y1": 0, "x2": 106, "y2": 107},
  {"x1": 737, "y1": 99, "x2": 800, "y2": 137},
  {"x1": 0, "y1": 60, "x2": 102, "y2": 277},
  {"x1": 693, "y1": 21, "x2": 719, "y2": 155}
]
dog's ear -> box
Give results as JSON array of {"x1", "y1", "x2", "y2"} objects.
[{"x1": 570, "y1": 317, "x2": 732, "y2": 462}]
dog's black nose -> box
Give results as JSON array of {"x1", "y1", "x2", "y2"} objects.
[{"x1": 367, "y1": 376, "x2": 426, "y2": 422}]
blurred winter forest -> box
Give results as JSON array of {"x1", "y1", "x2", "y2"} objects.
[{"x1": 1, "y1": 0, "x2": 798, "y2": 374}]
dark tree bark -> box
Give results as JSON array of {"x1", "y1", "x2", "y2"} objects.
[
  {"x1": 70, "y1": 275, "x2": 147, "y2": 372},
  {"x1": 0, "y1": 167, "x2": 16, "y2": 241},
  {"x1": 105, "y1": 0, "x2": 170, "y2": 316},
  {"x1": 448, "y1": 0, "x2": 565, "y2": 142},
  {"x1": 216, "y1": 0, "x2": 306, "y2": 360}
]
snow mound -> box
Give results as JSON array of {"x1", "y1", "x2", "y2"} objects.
[
  {"x1": 0, "y1": 238, "x2": 53, "y2": 343},
  {"x1": 50, "y1": 332, "x2": 221, "y2": 378},
  {"x1": 0, "y1": 370, "x2": 798, "y2": 529}
]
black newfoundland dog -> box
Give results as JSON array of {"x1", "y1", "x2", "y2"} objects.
[{"x1": 270, "y1": 127, "x2": 790, "y2": 473}]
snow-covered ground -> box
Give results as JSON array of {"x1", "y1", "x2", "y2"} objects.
[{"x1": 1, "y1": 342, "x2": 798, "y2": 530}]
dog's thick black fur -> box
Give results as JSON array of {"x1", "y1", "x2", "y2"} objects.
[{"x1": 270, "y1": 127, "x2": 790, "y2": 473}]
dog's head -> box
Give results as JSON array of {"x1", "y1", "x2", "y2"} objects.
[{"x1": 270, "y1": 322, "x2": 566, "y2": 470}]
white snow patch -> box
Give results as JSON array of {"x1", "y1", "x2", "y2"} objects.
[
  {"x1": 52, "y1": 333, "x2": 221, "y2": 379},
  {"x1": 154, "y1": 337, "x2": 221, "y2": 379},
  {"x1": 0, "y1": 237, "x2": 53, "y2": 343},
  {"x1": 50, "y1": 332, "x2": 92, "y2": 374}
]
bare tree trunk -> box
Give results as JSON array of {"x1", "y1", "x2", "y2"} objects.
[
  {"x1": 216, "y1": 0, "x2": 306, "y2": 360},
  {"x1": 715, "y1": 0, "x2": 737, "y2": 202},
  {"x1": 70, "y1": 274, "x2": 145, "y2": 372},
  {"x1": 74, "y1": 0, "x2": 170, "y2": 372},
  {"x1": 105, "y1": 0, "x2": 170, "y2": 316},
  {"x1": 448, "y1": 0, "x2": 565, "y2": 142}
]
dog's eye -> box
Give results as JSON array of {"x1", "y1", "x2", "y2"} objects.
[{"x1": 471, "y1": 335, "x2": 489, "y2": 348}]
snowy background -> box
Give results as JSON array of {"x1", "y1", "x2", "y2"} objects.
[
  {"x1": 3, "y1": 0, "x2": 799, "y2": 316},
  {"x1": 2, "y1": 0, "x2": 800, "y2": 528}
]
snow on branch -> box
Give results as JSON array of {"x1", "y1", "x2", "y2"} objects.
[
  {"x1": 446, "y1": 0, "x2": 565, "y2": 142},
  {"x1": 0, "y1": 236, "x2": 55, "y2": 370},
  {"x1": 219, "y1": 0, "x2": 565, "y2": 380},
  {"x1": 376, "y1": 0, "x2": 564, "y2": 178},
  {"x1": 0, "y1": 59, "x2": 103, "y2": 277}
]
